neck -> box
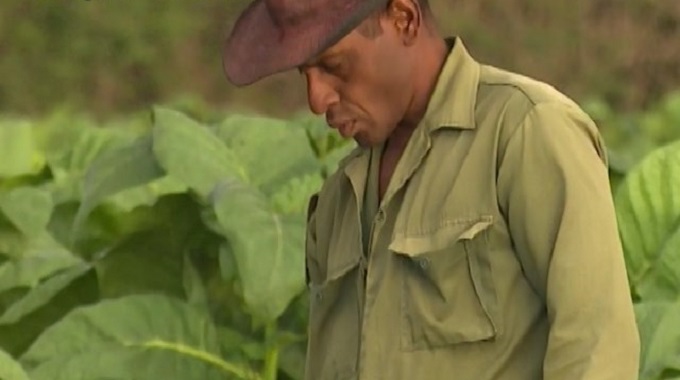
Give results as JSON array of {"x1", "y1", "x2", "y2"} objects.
[{"x1": 389, "y1": 36, "x2": 449, "y2": 147}]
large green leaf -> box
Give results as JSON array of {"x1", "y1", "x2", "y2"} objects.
[
  {"x1": 217, "y1": 325, "x2": 267, "y2": 363},
  {"x1": 47, "y1": 199, "x2": 156, "y2": 262},
  {"x1": 0, "y1": 187, "x2": 53, "y2": 238},
  {"x1": 0, "y1": 262, "x2": 92, "y2": 325},
  {"x1": 21, "y1": 294, "x2": 261, "y2": 380},
  {"x1": 215, "y1": 114, "x2": 321, "y2": 194},
  {"x1": 293, "y1": 112, "x2": 339, "y2": 159},
  {"x1": 43, "y1": 123, "x2": 142, "y2": 206},
  {"x1": 212, "y1": 179, "x2": 306, "y2": 323},
  {"x1": 278, "y1": 341, "x2": 307, "y2": 380},
  {"x1": 90, "y1": 193, "x2": 207, "y2": 300},
  {"x1": 94, "y1": 229, "x2": 186, "y2": 300},
  {"x1": 0, "y1": 119, "x2": 43, "y2": 179},
  {"x1": 321, "y1": 141, "x2": 357, "y2": 176},
  {"x1": 293, "y1": 112, "x2": 356, "y2": 176},
  {"x1": 0, "y1": 249, "x2": 82, "y2": 294},
  {"x1": 30, "y1": 110, "x2": 92, "y2": 165},
  {"x1": 73, "y1": 134, "x2": 165, "y2": 237},
  {"x1": 151, "y1": 106, "x2": 246, "y2": 198},
  {"x1": 0, "y1": 218, "x2": 73, "y2": 262},
  {"x1": 59, "y1": 123, "x2": 139, "y2": 175},
  {"x1": 0, "y1": 347, "x2": 30, "y2": 380},
  {"x1": 183, "y1": 251, "x2": 209, "y2": 311},
  {"x1": 635, "y1": 300, "x2": 680, "y2": 380},
  {"x1": 107, "y1": 175, "x2": 187, "y2": 212},
  {"x1": 0, "y1": 220, "x2": 23, "y2": 260},
  {"x1": 0, "y1": 266, "x2": 98, "y2": 357},
  {"x1": 615, "y1": 140, "x2": 680, "y2": 300},
  {"x1": 270, "y1": 173, "x2": 324, "y2": 215}
]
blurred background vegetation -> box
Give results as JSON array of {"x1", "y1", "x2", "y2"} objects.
[{"x1": 1, "y1": 0, "x2": 679, "y2": 119}]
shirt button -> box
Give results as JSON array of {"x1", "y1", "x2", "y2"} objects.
[
  {"x1": 419, "y1": 258, "x2": 430, "y2": 269},
  {"x1": 312, "y1": 288, "x2": 323, "y2": 302},
  {"x1": 376, "y1": 210, "x2": 385, "y2": 222}
]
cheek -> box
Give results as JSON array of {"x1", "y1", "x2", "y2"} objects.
[
  {"x1": 353, "y1": 95, "x2": 393, "y2": 128},
  {"x1": 343, "y1": 67, "x2": 406, "y2": 127},
  {"x1": 367, "y1": 89, "x2": 406, "y2": 128}
]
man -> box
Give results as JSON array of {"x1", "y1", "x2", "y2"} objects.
[{"x1": 222, "y1": 0, "x2": 641, "y2": 378}]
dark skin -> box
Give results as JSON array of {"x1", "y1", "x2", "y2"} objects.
[{"x1": 298, "y1": 0, "x2": 448, "y2": 201}]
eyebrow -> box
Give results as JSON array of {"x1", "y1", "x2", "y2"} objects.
[{"x1": 298, "y1": 50, "x2": 343, "y2": 72}]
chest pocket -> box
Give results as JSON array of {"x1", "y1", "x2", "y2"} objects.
[{"x1": 389, "y1": 214, "x2": 502, "y2": 351}]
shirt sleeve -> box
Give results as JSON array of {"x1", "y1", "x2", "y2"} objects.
[{"x1": 496, "y1": 101, "x2": 641, "y2": 379}]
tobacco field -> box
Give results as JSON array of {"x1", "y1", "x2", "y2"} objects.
[{"x1": 0, "y1": 90, "x2": 679, "y2": 379}]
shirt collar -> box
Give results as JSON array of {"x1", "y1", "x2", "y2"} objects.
[
  {"x1": 420, "y1": 36, "x2": 481, "y2": 131},
  {"x1": 340, "y1": 36, "x2": 481, "y2": 199}
]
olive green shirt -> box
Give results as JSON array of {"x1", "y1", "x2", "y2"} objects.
[{"x1": 304, "y1": 36, "x2": 640, "y2": 380}]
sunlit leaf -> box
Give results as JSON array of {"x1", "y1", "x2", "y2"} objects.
[
  {"x1": 151, "y1": 106, "x2": 246, "y2": 198},
  {"x1": 0, "y1": 221, "x2": 69, "y2": 261},
  {"x1": 215, "y1": 114, "x2": 320, "y2": 194},
  {"x1": 0, "y1": 187, "x2": 53, "y2": 238},
  {"x1": 635, "y1": 300, "x2": 680, "y2": 380},
  {"x1": 21, "y1": 294, "x2": 261, "y2": 380},
  {"x1": 615, "y1": 140, "x2": 680, "y2": 300},
  {"x1": 42, "y1": 124, "x2": 143, "y2": 206},
  {"x1": 0, "y1": 119, "x2": 43, "y2": 179},
  {"x1": 0, "y1": 347, "x2": 30, "y2": 380},
  {"x1": 269, "y1": 173, "x2": 324, "y2": 215},
  {"x1": 0, "y1": 256, "x2": 98, "y2": 357},
  {"x1": 73, "y1": 134, "x2": 165, "y2": 236},
  {"x1": 212, "y1": 179, "x2": 306, "y2": 323},
  {"x1": 0, "y1": 263, "x2": 92, "y2": 325},
  {"x1": 0, "y1": 249, "x2": 82, "y2": 294},
  {"x1": 108, "y1": 175, "x2": 187, "y2": 212}
]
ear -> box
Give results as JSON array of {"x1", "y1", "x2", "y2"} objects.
[{"x1": 386, "y1": 0, "x2": 423, "y2": 46}]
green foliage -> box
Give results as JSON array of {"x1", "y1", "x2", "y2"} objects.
[
  {"x1": 23, "y1": 295, "x2": 256, "y2": 380},
  {"x1": 0, "y1": 106, "x2": 353, "y2": 379},
  {"x1": 615, "y1": 140, "x2": 680, "y2": 301},
  {"x1": 615, "y1": 139, "x2": 680, "y2": 379},
  {"x1": 0, "y1": 347, "x2": 30, "y2": 380},
  {"x1": 634, "y1": 301, "x2": 680, "y2": 380},
  {"x1": 583, "y1": 90, "x2": 680, "y2": 191},
  {"x1": 583, "y1": 90, "x2": 680, "y2": 379},
  {"x1": 0, "y1": 91, "x2": 678, "y2": 379}
]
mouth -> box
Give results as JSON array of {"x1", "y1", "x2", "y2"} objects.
[{"x1": 330, "y1": 120, "x2": 355, "y2": 138}]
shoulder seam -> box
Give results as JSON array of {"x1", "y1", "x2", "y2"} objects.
[
  {"x1": 503, "y1": 100, "x2": 588, "y2": 146},
  {"x1": 478, "y1": 81, "x2": 539, "y2": 107}
]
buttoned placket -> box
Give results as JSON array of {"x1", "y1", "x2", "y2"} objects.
[
  {"x1": 357, "y1": 204, "x2": 385, "y2": 380},
  {"x1": 356, "y1": 129, "x2": 434, "y2": 380},
  {"x1": 355, "y1": 145, "x2": 379, "y2": 380}
]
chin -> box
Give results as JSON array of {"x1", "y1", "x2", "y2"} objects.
[
  {"x1": 354, "y1": 139, "x2": 371, "y2": 149},
  {"x1": 350, "y1": 132, "x2": 368, "y2": 147},
  {"x1": 351, "y1": 128, "x2": 385, "y2": 149},
  {"x1": 354, "y1": 135, "x2": 382, "y2": 149}
]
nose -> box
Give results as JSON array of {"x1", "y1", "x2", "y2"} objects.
[{"x1": 304, "y1": 70, "x2": 339, "y2": 115}]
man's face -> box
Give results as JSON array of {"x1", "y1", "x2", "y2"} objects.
[{"x1": 299, "y1": 16, "x2": 413, "y2": 148}]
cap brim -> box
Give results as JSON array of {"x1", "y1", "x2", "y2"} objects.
[{"x1": 222, "y1": 0, "x2": 390, "y2": 87}]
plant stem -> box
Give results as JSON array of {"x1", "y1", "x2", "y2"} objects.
[
  {"x1": 138, "y1": 339, "x2": 261, "y2": 379},
  {"x1": 263, "y1": 321, "x2": 279, "y2": 380}
]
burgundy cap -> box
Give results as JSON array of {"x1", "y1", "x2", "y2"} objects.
[{"x1": 223, "y1": 0, "x2": 390, "y2": 86}]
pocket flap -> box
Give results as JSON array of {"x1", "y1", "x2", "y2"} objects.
[{"x1": 389, "y1": 215, "x2": 493, "y2": 256}]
